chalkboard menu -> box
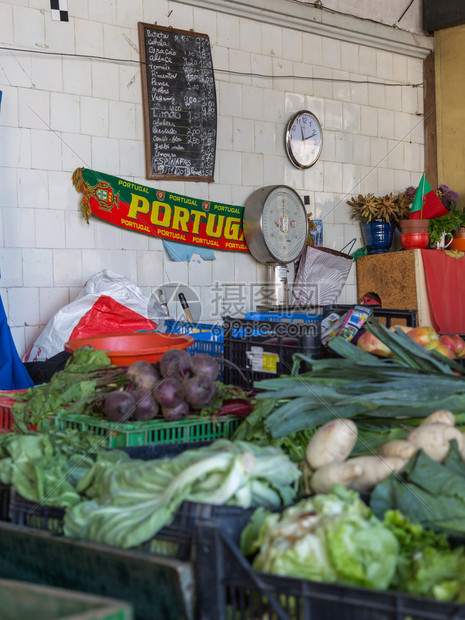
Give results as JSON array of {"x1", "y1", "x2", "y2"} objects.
[{"x1": 138, "y1": 23, "x2": 217, "y2": 182}]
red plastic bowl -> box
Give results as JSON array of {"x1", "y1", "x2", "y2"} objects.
[
  {"x1": 400, "y1": 232, "x2": 430, "y2": 250},
  {"x1": 64, "y1": 332, "x2": 194, "y2": 366}
]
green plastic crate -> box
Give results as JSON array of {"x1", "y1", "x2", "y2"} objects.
[
  {"x1": 0, "y1": 577, "x2": 133, "y2": 620},
  {"x1": 40, "y1": 413, "x2": 242, "y2": 448}
]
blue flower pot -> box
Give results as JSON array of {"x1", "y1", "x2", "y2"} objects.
[{"x1": 361, "y1": 220, "x2": 394, "y2": 254}]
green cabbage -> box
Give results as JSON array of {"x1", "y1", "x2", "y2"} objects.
[{"x1": 244, "y1": 485, "x2": 399, "y2": 590}]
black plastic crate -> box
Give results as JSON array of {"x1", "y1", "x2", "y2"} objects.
[
  {"x1": 119, "y1": 440, "x2": 213, "y2": 460},
  {"x1": 8, "y1": 490, "x2": 65, "y2": 533},
  {"x1": 222, "y1": 315, "x2": 322, "y2": 390},
  {"x1": 195, "y1": 522, "x2": 465, "y2": 620},
  {"x1": 0, "y1": 485, "x2": 10, "y2": 522},
  {"x1": 140, "y1": 501, "x2": 255, "y2": 561}
]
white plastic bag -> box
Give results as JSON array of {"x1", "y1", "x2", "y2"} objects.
[{"x1": 24, "y1": 270, "x2": 165, "y2": 362}]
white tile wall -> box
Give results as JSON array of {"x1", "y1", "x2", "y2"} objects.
[
  {"x1": 0, "y1": 3, "x2": 13, "y2": 45},
  {"x1": 45, "y1": 18, "x2": 75, "y2": 55},
  {"x1": 23, "y1": 248, "x2": 53, "y2": 287},
  {"x1": 53, "y1": 249, "x2": 83, "y2": 286},
  {"x1": 90, "y1": 1, "x2": 117, "y2": 24},
  {"x1": 61, "y1": 133, "x2": 92, "y2": 171},
  {"x1": 3, "y1": 207, "x2": 36, "y2": 248},
  {"x1": 0, "y1": 248, "x2": 23, "y2": 287},
  {"x1": 75, "y1": 18, "x2": 104, "y2": 57},
  {"x1": 13, "y1": 6, "x2": 44, "y2": 49},
  {"x1": 239, "y1": 19, "x2": 261, "y2": 55},
  {"x1": 39, "y1": 286, "x2": 70, "y2": 325},
  {"x1": 0, "y1": 0, "x2": 428, "y2": 357},
  {"x1": 0, "y1": 86, "x2": 18, "y2": 128},
  {"x1": 35, "y1": 210, "x2": 66, "y2": 249},
  {"x1": 232, "y1": 118, "x2": 254, "y2": 153},
  {"x1": 31, "y1": 129, "x2": 62, "y2": 170}
]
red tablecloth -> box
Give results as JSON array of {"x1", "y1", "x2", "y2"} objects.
[{"x1": 420, "y1": 249, "x2": 465, "y2": 334}]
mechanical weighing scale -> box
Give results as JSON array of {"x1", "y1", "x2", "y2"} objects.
[{"x1": 242, "y1": 185, "x2": 309, "y2": 309}]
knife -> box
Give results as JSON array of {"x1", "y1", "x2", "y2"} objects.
[
  {"x1": 156, "y1": 288, "x2": 170, "y2": 317},
  {"x1": 178, "y1": 292, "x2": 194, "y2": 323}
]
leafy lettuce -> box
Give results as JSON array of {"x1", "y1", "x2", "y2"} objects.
[
  {"x1": 241, "y1": 485, "x2": 399, "y2": 590},
  {"x1": 383, "y1": 510, "x2": 465, "y2": 603},
  {"x1": 0, "y1": 430, "x2": 126, "y2": 507}
]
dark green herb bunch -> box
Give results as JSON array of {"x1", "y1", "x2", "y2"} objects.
[{"x1": 428, "y1": 208, "x2": 465, "y2": 247}]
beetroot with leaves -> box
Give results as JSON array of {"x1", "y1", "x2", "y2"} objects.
[
  {"x1": 183, "y1": 374, "x2": 217, "y2": 409},
  {"x1": 104, "y1": 390, "x2": 136, "y2": 422},
  {"x1": 159, "y1": 349, "x2": 192, "y2": 380},
  {"x1": 131, "y1": 389, "x2": 159, "y2": 421},
  {"x1": 153, "y1": 376, "x2": 185, "y2": 408},
  {"x1": 161, "y1": 400, "x2": 189, "y2": 421},
  {"x1": 190, "y1": 353, "x2": 219, "y2": 381},
  {"x1": 126, "y1": 360, "x2": 160, "y2": 391}
]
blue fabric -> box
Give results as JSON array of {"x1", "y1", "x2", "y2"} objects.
[
  {"x1": 0, "y1": 297, "x2": 33, "y2": 390},
  {"x1": 162, "y1": 240, "x2": 215, "y2": 261}
]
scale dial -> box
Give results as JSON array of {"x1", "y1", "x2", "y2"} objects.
[{"x1": 243, "y1": 185, "x2": 308, "y2": 265}]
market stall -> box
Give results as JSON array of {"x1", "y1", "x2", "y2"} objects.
[{"x1": 0, "y1": 309, "x2": 465, "y2": 619}]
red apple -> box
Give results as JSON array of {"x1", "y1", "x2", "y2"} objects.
[
  {"x1": 433, "y1": 343, "x2": 457, "y2": 360},
  {"x1": 455, "y1": 335, "x2": 465, "y2": 358},
  {"x1": 407, "y1": 326, "x2": 441, "y2": 350},
  {"x1": 440, "y1": 334, "x2": 465, "y2": 358},
  {"x1": 357, "y1": 330, "x2": 393, "y2": 357}
]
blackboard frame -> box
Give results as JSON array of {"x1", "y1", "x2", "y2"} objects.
[{"x1": 138, "y1": 22, "x2": 217, "y2": 182}]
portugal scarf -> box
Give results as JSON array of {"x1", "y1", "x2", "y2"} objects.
[{"x1": 72, "y1": 168, "x2": 249, "y2": 253}]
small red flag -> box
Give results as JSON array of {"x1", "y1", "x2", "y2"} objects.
[{"x1": 410, "y1": 173, "x2": 449, "y2": 219}]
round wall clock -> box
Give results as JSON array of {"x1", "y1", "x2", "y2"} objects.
[
  {"x1": 243, "y1": 185, "x2": 308, "y2": 265},
  {"x1": 285, "y1": 110, "x2": 323, "y2": 169}
]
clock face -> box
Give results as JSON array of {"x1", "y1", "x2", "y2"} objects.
[
  {"x1": 285, "y1": 111, "x2": 323, "y2": 169},
  {"x1": 243, "y1": 185, "x2": 308, "y2": 265}
]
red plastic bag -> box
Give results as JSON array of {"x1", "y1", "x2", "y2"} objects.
[
  {"x1": 70, "y1": 295, "x2": 156, "y2": 340},
  {"x1": 24, "y1": 270, "x2": 163, "y2": 362}
]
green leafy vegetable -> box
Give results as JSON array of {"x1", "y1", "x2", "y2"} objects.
[
  {"x1": 371, "y1": 441, "x2": 465, "y2": 537},
  {"x1": 0, "y1": 429, "x2": 127, "y2": 507},
  {"x1": 64, "y1": 439, "x2": 301, "y2": 549},
  {"x1": 241, "y1": 485, "x2": 399, "y2": 590},
  {"x1": 11, "y1": 347, "x2": 127, "y2": 430},
  {"x1": 383, "y1": 509, "x2": 465, "y2": 603}
]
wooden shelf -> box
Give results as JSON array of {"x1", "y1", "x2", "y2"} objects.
[{"x1": 356, "y1": 249, "x2": 433, "y2": 326}]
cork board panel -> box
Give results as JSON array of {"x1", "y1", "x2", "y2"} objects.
[{"x1": 356, "y1": 250, "x2": 418, "y2": 310}]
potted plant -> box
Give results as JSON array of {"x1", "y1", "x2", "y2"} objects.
[
  {"x1": 428, "y1": 208, "x2": 465, "y2": 249},
  {"x1": 347, "y1": 192, "x2": 410, "y2": 254},
  {"x1": 397, "y1": 184, "x2": 460, "y2": 236},
  {"x1": 395, "y1": 186, "x2": 430, "y2": 234}
]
